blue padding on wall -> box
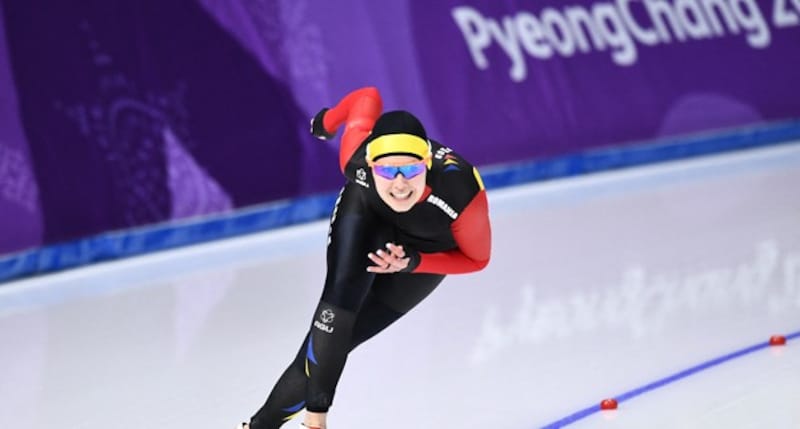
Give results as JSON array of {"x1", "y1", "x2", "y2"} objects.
[
  {"x1": 479, "y1": 120, "x2": 800, "y2": 189},
  {"x1": 2, "y1": 120, "x2": 800, "y2": 284}
]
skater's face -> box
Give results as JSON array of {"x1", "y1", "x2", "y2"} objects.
[{"x1": 370, "y1": 155, "x2": 428, "y2": 212}]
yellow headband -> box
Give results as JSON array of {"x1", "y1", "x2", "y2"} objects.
[{"x1": 366, "y1": 134, "x2": 431, "y2": 166}]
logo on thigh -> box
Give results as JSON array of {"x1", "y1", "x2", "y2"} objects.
[
  {"x1": 320, "y1": 309, "x2": 336, "y2": 323},
  {"x1": 314, "y1": 308, "x2": 336, "y2": 333}
]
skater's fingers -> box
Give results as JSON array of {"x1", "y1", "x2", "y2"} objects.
[
  {"x1": 367, "y1": 262, "x2": 395, "y2": 273},
  {"x1": 367, "y1": 264, "x2": 390, "y2": 273},
  {"x1": 385, "y1": 242, "x2": 405, "y2": 258},
  {"x1": 367, "y1": 250, "x2": 405, "y2": 273},
  {"x1": 380, "y1": 248, "x2": 407, "y2": 271},
  {"x1": 367, "y1": 251, "x2": 393, "y2": 272},
  {"x1": 367, "y1": 252, "x2": 388, "y2": 266},
  {"x1": 389, "y1": 257, "x2": 409, "y2": 270}
]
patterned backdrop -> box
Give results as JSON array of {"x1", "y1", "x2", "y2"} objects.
[{"x1": 1, "y1": 0, "x2": 799, "y2": 258}]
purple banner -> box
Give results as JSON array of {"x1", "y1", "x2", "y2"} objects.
[
  {"x1": 200, "y1": 0, "x2": 800, "y2": 165},
  {"x1": 411, "y1": 0, "x2": 800, "y2": 164},
  {"x1": 1, "y1": 0, "x2": 341, "y2": 251},
  {"x1": 1, "y1": 0, "x2": 799, "y2": 257},
  {"x1": 0, "y1": 1, "x2": 42, "y2": 255}
]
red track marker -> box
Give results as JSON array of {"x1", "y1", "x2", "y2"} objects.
[
  {"x1": 769, "y1": 335, "x2": 786, "y2": 346},
  {"x1": 600, "y1": 398, "x2": 618, "y2": 410}
]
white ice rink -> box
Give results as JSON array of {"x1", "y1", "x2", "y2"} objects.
[{"x1": 1, "y1": 143, "x2": 799, "y2": 429}]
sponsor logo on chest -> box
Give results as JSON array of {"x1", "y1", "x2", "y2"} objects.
[
  {"x1": 426, "y1": 194, "x2": 459, "y2": 220},
  {"x1": 355, "y1": 168, "x2": 370, "y2": 188}
]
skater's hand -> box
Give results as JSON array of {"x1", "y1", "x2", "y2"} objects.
[
  {"x1": 310, "y1": 108, "x2": 336, "y2": 140},
  {"x1": 367, "y1": 243, "x2": 410, "y2": 273}
]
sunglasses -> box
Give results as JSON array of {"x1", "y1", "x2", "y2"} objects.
[{"x1": 370, "y1": 160, "x2": 427, "y2": 180}]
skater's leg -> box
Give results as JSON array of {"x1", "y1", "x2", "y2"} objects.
[
  {"x1": 350, "y1": 273, "x2": 445, "y2": 349},
  {"x1": 248, "y1": 184, "x2": 388, "y2": 428},
  {"x1": 248, "y1": 335, "x2": 311, "y2": 429},
  {"x1": 248, "y1": 275, "x2": 444, "y2": 428}
]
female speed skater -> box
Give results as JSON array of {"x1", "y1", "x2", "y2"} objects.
[{"x1": 238, "y1": 86, "x2": 492, "y2": 429}]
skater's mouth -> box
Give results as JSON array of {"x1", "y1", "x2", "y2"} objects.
[{"x1": 390, "y1": 189, "x2": 413, "y2": 201}]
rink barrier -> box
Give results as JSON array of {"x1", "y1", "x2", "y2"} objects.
[
  {"x1": 1, "y1": 120, "x2": 799, "y2": 284},
  {"x1": 540, "y1": 330, "x2": 800, "y2": 428}
]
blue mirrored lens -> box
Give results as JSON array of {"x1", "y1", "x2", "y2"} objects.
[{"x1": 373, "y1": 162, "x2": 426, "y2": 180}]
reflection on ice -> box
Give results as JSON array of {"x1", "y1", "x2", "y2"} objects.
[{"x1": 471, "y1": 241, "x2": 800, "y2": 364}]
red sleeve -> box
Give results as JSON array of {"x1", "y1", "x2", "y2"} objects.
[
  {"x1": 321, "y1": 87, "x2": 383, "y2": 173},
  {"x1": 413, "y1": 190, "x2": 491, "y2": 274}
]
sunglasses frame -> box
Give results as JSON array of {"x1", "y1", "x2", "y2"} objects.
[{"x1": 368, "y1": 157, "x2": 430, "y2": 180}]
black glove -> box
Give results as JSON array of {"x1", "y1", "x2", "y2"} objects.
[
  {"x1": 399, "y1": 247, "x2": 421, "y2": 273},
  {"x1": 310, "y1": 108, "x2": 337, "y2": 140}
]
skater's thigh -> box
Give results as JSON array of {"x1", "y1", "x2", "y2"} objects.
[
  {"x1": 348, "y1": 274, "x2": 444, "y2": 350},
  {"x1": 321, "y1": 185, "x2": 392, "y2": 311},
  {"x1": 371, "y1": 272, "x2": 445, "y2": 314}
]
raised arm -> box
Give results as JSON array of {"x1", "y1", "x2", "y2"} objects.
[{"x1": 311, "y1": 87, "x2": 383, "y2": 173}]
